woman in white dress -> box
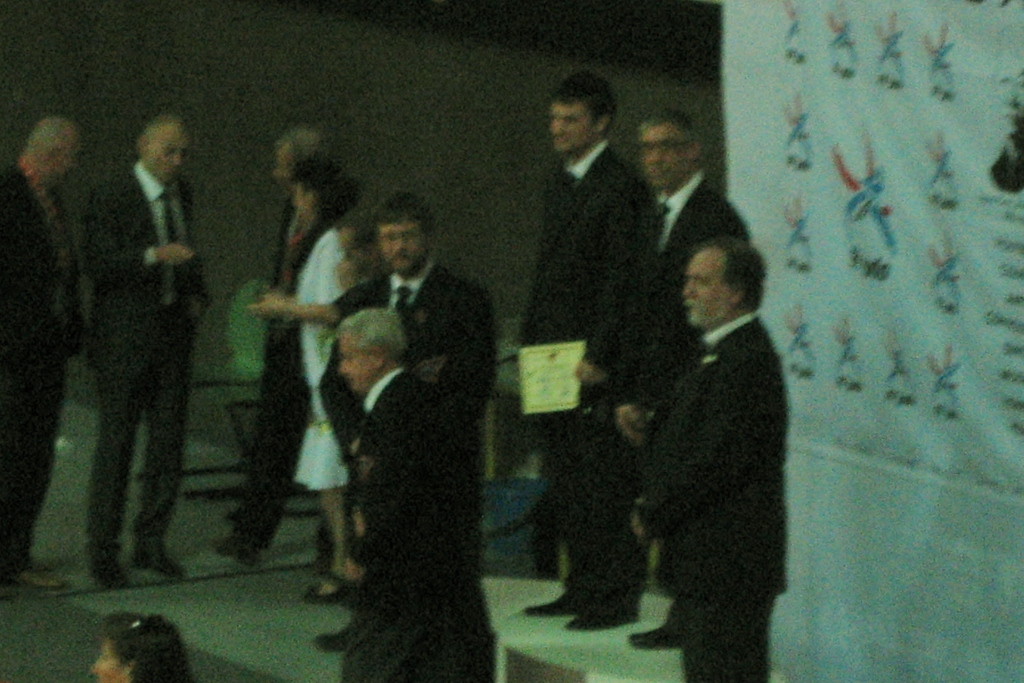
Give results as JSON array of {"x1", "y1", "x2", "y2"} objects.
[{"x1": 247, "y1": 157, "x2": 367, "y2": 600}]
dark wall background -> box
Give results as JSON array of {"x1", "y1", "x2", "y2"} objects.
[{"x1": 1, "y1": 0, "x2": 723, "y2": 398}]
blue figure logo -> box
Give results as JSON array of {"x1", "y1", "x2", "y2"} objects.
[
  {"x1": 827, "y1": 5, "x2": 857, "y2": 79},
  {"x1": 833, "y1": 317, "x2": 863, "y2": 391},
  {"x1": 784, "y1": 94, "x2": 812, "y2": 171},
  {"x1": 884, "y1": 334, "x2": 916, "y2": 405},
  {"x1": 875, "y1": 13, "x2": 905, "y2": 90},
  {"x1": 923, "y1": 24, "x2": 955, "y2": 101},
  {"x1": 926, "y1": 132, "x2": 959, "y2": 209},
  {"x1": 832, "y1": 138, "x2": 895, "y2": 280},
  {"x1": 784, "y1": 305, "x2": 815, "y2": 379},
  {"x1": 928, "y1": 236, "x2": 961, "y2": 314},
  {"x1": 783, "y1": 0, "x2": 807, "y2": 64},
  {"x1": 783, "y1": 196, "x2": 812, "y2": 272},
  {"x1": 928, "y1": 345, "x2": 960, "y2": 420}
]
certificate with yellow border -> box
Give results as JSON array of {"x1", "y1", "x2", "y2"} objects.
[{"x1": 518, "y1": 341, "x2": 586, "y2": 414}]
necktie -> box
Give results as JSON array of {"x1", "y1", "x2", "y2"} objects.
[
  {"x1": 395, "y1": 285, "x2": 412, "y2": 314},
  {"x1": 657, "y1": 201, "x2": 672, "y2": 253},
  {"x1": 158, "y1": 191, "x2": 178, "y2": 305}
]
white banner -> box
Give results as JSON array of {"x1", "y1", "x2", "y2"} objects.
[{"x1": 725, "y1": 1, "x2": 1024, "y2": 680}]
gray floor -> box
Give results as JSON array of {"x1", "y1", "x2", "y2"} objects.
[
  {"x1": 1, "y1": 364, "x2": 695, "y2": 683},
  {"x1": 0, "y1": 368, "x2": 510, "y2": 683}
]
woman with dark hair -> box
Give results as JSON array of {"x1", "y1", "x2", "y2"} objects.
[
  {"x1": 247, "y1": 157, "x2": 370, "y2": 601},
  {"x1": 91, "y1": 613, "x2": 194, "y2": 683}
]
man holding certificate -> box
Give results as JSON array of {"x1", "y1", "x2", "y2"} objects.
[{"x1": 520, "y1": 72, "x2": 650, "y2": 630}]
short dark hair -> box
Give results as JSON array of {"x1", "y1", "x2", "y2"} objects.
[
  {"x1": 291, "y1": 156, "x2": 361, "y2": 226},
  {"x1": 371, "y1": 191, "x2": 435, "y2": 234},
  {"x1": 99, "y1": 613, "x2": 194, "y2": 683},
  {"x1": 695, "y1": 235, "x2": 765, "y2": 310},
  {"x1": 639, "y1": 109, "x2": 697, "y2": 142},
  {"x1": 552, "y1": 71, "x2": 616, "y2": 121}
]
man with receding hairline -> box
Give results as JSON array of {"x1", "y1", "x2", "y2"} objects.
[
  {"x1": 215, "y1": 125, "x2": 330, "y2": 567},
  {"x1": 84, "y1": 114, "x2": 208, "y2": 588},
  {"x1": 0, "y1": 117, "x2": 83, "y2": 597}
]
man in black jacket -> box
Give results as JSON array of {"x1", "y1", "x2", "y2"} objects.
[
  {"x1": 315, "y1": 192, "x2": 495, "y2": 651},
  {"x1": 214, "y1": 127, "x2": 328, "y2": 567},
  {"x1": 613, "y1": 110, "x2": 749, "y2": 649},
  {"x1": 335, "y1": 307, "x2": 494, "y2": 683},
  {"x1": 634, "y1": 237, "x2": 787, "y2": 683},
  {"x1": 0, "y1": 117, "x2": 82, "y2": 597},
  {"x1": 84, "y1": 115, "x2": 208, "y2": 588},
  {"x1": 520, "y1": 72, "x2": 650, "y2": 630}
]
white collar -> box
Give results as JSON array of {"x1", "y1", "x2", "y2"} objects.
[
  {"x1": 566, "y1": 140, "x2": 609, "y2": 181},
  {"x1": 134, "y1": 161, "x2": 169, "y2": 202},
  {"x1": 363, "y1": 367, "x2": 404, "y2": 413},
  {"x1": 703, "y1": 312, "x2": 757, "y2": 349},
  {"x1": 661, "y1": 171, "x2": 704, "y2": 214},
  {"x1": 390, "y1": 260, "x2": 435, "y2": 303}
]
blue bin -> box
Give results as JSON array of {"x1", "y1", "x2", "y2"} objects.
[{"x1": 484, "y1": 478, "x2": 547, "y2": 559}]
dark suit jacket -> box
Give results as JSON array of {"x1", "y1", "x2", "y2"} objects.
[
  {"x1": 0, "y1": 167, "x2": 83, "y2": 363},
  {"x1": 83, "y1": 172, "x2": 207, "y2": 377},
  {"x1": 350, "y1": 371, "x2": 489, "y2": 621},
  {"x1": 322, "y1": 264, "x2": 496, "y2": 447},
  {"x1": 521, "y1": 146, "x2": 650, "y2": 371},
  {"x1": 638, "y1": 319, "x2": 788, "y2": 604},
  {"x1": 613, "y1": 182, "x2": 749, "y2": 409}
]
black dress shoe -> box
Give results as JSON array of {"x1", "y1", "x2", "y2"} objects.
[
  {"x1": 132, "y1": 547, "x2": 185, "y2": 579},
  {"x1": 565, "y1": 609, "x2": 638, "y2": 631},
  {"x1": 314, "y1": 627, "x2": 352, "y2": 653},
  {"x1": 629, "y1": 626, "x2": 681, "y2": 649},
  {"x1": 90, "y1": 559, "x2": 129, "y2": 589},
  {"x1": 523, "y1": 595, "x2": 579, "y2": 617},
  {"x1": 213, "y1": 535, "x2": 260, "y2": 567}
]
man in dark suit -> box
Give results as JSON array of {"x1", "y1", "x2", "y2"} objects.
[
  {"x1": 0, "y1": 117, "x2": 82, "y2": 598},
  {"x1": 521, "y1": 72, "x2": 650, "y2": 630},
  {"x1": 84, "y1": 115, "x2": 208, "y2": 588},
  {"x1": 992, "y1": 109, "x2": 1024, "y2": 193},
  {"x1": 315, "y1": 191, "x2": 495, "y2": 651},
  {"x1": 613, "y1": 109, "x2": 749, "y2": 649},
  {"x1": 633, "y1": 237, "x2": 787, "y2": 683},
  {"x1": 335, "y1": 307, "x2": 495, "y2": 683},
  {"x1": 215, "y1": 126, "x2": 328, "y2": 567}
]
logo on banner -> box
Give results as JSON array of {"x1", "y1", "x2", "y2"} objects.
[
  {"x1": 832, "y1": 138, "x2": 895, "y2": 280},
  {"x1": 928, "y1": 344, "x2": 960, "y2": 419},
  {"x1": 926, "y1": 132, "x2": 959, "y2": 209},
  {"x1": 783, "y1": 196, "x2": 812, "y2": 272},
  {"x1": 784, "y1": 94, "x2": 812, "y2": 170},
  {"x1": 833, "y1": 316, "x2": 864, "y2": 391},
  {"x1": 783, "y1": 0, "x2": 807, "y2": 64},
  {"x1": 827, "y1": 4, "x2": 858, "y2": 79},
  {"x1": 875, "y1": 12, "x2": 905, "y2": 90},
  {"x1": 923, "y1": 23, "x2": 955, "y2": 101},
  {"x1": 884, "y1": 333, "x2": 916, "y2": 405},
  {"x1": 784, "y1": 305, "x2": 815, "y2": 378},
  {"x1": 929, "y1": 234, "x2": 961, "y2": 313}
]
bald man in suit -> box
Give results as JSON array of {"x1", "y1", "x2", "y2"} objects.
[{"x1": 84, "y1": 115, "x2": 207, "y2": 588}]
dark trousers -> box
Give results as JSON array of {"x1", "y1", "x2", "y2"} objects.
[
  {"x1": 87, "y1": 311, "x2": 194, "y2": 559},
  {"x1": 342, "y1": 598, "x2": 495, "y2": 683},
  {"x1": 0, "y1": 346, "x2": 66, "y2": 579},
  {"x1": 676, "y1": 594, "x2": 776, "y2": 683},
  {"x1": 228, "y1": 330, "x2": 308, "y2": 550},
  {"x1": 537, "y1": 408, "x2": 645, "y2": 612}
]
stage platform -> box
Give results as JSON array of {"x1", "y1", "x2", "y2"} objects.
[{"x1": 485, "y1": 577, "x2": 787, "y2": 683}]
